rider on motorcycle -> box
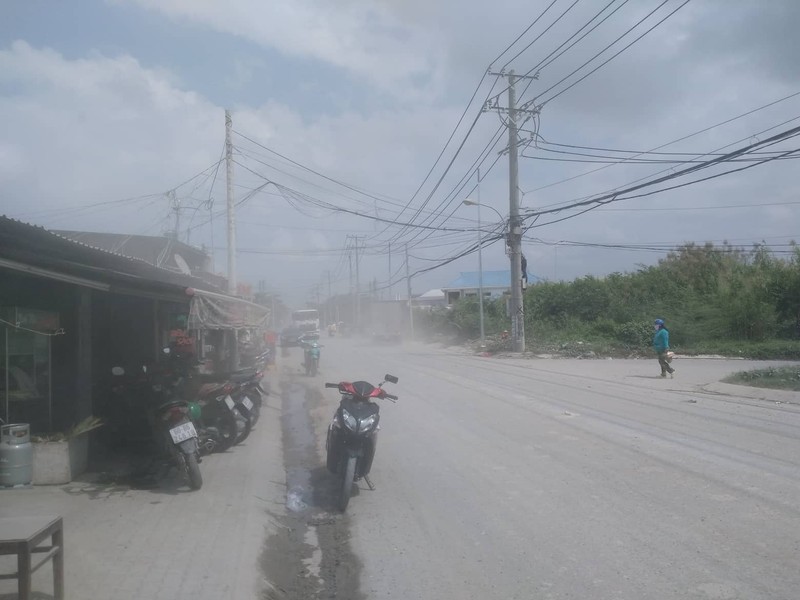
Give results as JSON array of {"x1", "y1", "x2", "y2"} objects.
[{"x1": 304, "y1": 341, "x2": 321, "y2": 367}]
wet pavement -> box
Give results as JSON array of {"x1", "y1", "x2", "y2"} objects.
[{"x1": 259, "y1": 372, "x2": 364, "y2": 600}]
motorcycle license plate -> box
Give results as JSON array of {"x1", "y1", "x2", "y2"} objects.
[
  {"x1": 242, "y1": 396, "x2": 254, "y2": 411},
  {"x1": 169, "y1": 421, "x2": 197, "y2": 444},
  {"x1": 224, "y1": 395, "x2": 235, "y2": 410}
]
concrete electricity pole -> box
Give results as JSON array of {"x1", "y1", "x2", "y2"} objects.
[
  {"x1": 507, "y1": 71, "x2": 524, "y2": 352},
  {"x1": 348, "y1": 247, "x2": 354, "y2": 325},
  {"x1": 405, "y1": 243, "x2": 414, "y2": 340},
  {"x1": 225, "y1": 109, "x2": 237, "y2": 295},
  {"x1": 327, "y1": 270, "x2": 332, "y2": 326},
  {"x1": 387, "y1": 242, "x2": 392, "y2": 300},
  {"x1": 168, "y1": 190, "x2": 180, "y2": 240},
  {"x1": 485, "y1": 69, "x2": 540, "y2": 352},
  {"x1": 354, "y1": 236, "x2": 361, "y2": 331}
]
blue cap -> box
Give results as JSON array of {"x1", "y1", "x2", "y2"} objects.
[{"x1": 654, "y1": 318, "x2": 664, "y2": 326}]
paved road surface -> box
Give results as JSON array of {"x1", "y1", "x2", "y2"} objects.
[
  {"x1": 2, "y1": 339, "x2": 796, "y2": 599},
  {"x1": 276, "y1": 337, "x2": 800, "y2": 600}
]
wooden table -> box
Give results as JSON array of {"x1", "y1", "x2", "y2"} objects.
[{"x1": 0, "y1": 516, "x2": 64, "y2": 600}]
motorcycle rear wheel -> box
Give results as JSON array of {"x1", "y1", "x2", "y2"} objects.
[
  {"x1": 185, "y1": 453, "x2": 203, "y2": 490},
  {"x1": 339, "y1": 455, "x2": 357, "y2": 512},
  {"x1": 214, "y1": 411, "x2": 238, "y2": 452},
  {"x1": 233, "y1": 407, "x2": 252, "y2": 445},
  {"x1": 247, "y1": 391, "x2": 262, "y2": 426}
]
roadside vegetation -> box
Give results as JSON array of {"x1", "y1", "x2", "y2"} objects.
[
  {"x1": 722, "y1": 366, "x2": 800, "y2": 392},
  {"x1": 416, "y1": 242, "x2": 800, "y2": 361}
]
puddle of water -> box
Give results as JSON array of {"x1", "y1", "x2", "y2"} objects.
[{"x1": 259, "y1": 377, "x2": 365, "y2": 600}]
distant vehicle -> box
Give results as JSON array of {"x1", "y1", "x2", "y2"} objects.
[
  {"x1": 280, "y1": 326, "x2": 305, "y2": 348},
  {"x1": 292, "y1": 309, "x2": 320, "y2": 335},
  {"x1": 372, "y1": 331, "x2": 401, "y2": 345}
]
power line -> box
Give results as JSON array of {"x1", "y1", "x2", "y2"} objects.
[
  {"x1": 380, "y1": 0, "x2": 574, "y2": 244},
  {"x1": 224, "y1": 162, "x2": 482, "y2": 234},
  {"x1": 536, "y1": 0, "x2": 690, "y2": 105},
  {"x1": 524, "y1": 90, "x2": 800, "y2": 195},
  {"x1": 534, "y1": 113, "x2": 800, "y2": 213},
  {"x1": 522, "y1": 128, "x2": 800, "y2": 228},
  {"x1": 597, "y1": 200, "x2": 800, "y2": 212},
  {"x1": 494, "y1": 0, "x2": 560, "y2": 67},
  {"x1": 500, "y1": 0, "x2": 583, "y2": 69}
]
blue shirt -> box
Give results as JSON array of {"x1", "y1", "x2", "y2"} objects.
[{"x1": 653, "y1": 328, "x2": 669, "y2": 353}]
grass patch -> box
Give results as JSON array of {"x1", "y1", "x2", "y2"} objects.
[
  {"x1": 723, "y1": 366, "x2": 800, "y2": 391},
  {"x1": 684, "y1": 340, "x2": 800, "y2": 360}
]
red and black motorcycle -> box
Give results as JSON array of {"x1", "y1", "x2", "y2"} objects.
[{"x1": 325, "y1": 374, "x2": 398, "y2": 511}]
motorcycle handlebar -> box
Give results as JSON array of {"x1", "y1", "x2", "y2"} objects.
[
  {"x1": 325, "y1": 383, "x2": 339, "y2": 389},
  {"x1": 384, "y1": 393, "x2": 398, "y2": 401}
]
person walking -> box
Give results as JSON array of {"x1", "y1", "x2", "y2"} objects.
[{"x1": 653, "y1": 318, "x2": 675, "y2": 378}]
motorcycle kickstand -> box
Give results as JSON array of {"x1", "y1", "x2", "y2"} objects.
[{"x1": 363, "y1": 474, "x2": 376, "y2": 491}]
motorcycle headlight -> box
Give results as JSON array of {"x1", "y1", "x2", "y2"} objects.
[
  {"x1": 341, "y1": 409, "x2": 358, "y2": 431},
  {"x1": 358, "y1": 414, "x2": 377, "y2": 433}
]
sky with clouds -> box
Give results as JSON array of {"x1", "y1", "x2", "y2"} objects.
[{"x1": 2, "y1": 0, "x2": 799, "y2": 305}]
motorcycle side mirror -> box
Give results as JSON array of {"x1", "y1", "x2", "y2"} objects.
[
  {"x1": 384, "y1": 374, "x2": 398, "y2": 384},
  {"x1": 111, "y1": 366, "x2": 125, "y2": 376}
]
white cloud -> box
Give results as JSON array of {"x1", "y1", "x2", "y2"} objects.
[
  {"x1": 114, "y1": 0, "x2": 442, "y2": 99},
  {"x1": 4, "y1": 0, "x2": 800, "y2": 298},
  {"x1": 0, "y1": 40, "x2": 466, "y2": 298},
  {"x1": 0, "y1": 41, "x2": 218, "y2": 219}
]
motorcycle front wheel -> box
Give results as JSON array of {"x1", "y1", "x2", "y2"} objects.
[{"x1": 339, "y1": 455, "x2": 357, "y2": 511}]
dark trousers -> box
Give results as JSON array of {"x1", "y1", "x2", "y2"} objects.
[{"x1": 657, "y1": 352, "x2": 674, "y2": 375}]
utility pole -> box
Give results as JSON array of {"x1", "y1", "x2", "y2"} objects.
[
  {"x1": 225, "y1": 109, "x2": 237, "y2": 295},
  {"x1": 507, "y1": 71, "x2": 524, "y2": 352},
  {"x1": 168, "y1": 190, "x2": 180, "y2": 240},
  {"x1": 327, "y1": 271, "x2": 332, "y2": 326},
  {"x1": 208, "y1": 200, "x2": 216, "y2": 273},
  {"x1": 485, "y1": 69, "x2": 538, "y2": 352},
  {"x1": 476, "y1": 168, "x2": 485, "y2": 346},
  {"x1": 405, "y1": 243, "x2": 414, "y2": 340},
  {"x1": 387, "y1": 242, "x2": 392, "y2": 300},
  {"x1": 354, "y1": 236, "x2": 361, "y2": 332},
  {"x1": 224, "y1": 109, "x2": 238, "y2": 371},
  {"x1": 348, "y1": 246, "x2": 354, "y2": 325}
]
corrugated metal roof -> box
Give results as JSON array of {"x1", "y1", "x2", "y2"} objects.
[
  {"x1": 0, "y1": 215, "x2": 222, "y2": 296},
  {"x1": 444, "y1": 270, "x2": 540, "y2": 289},
  {"x1": 52, "y1": 231, "x2": 207, "y2": 268}
]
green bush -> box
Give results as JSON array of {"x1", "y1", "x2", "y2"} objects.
[{"x1": 429, "y1": 242, "x2": 799, "y2": 358}]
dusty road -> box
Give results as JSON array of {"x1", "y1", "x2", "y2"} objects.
[{"x1": 270, "y1": 337, "x2": 800, "y2": 600}]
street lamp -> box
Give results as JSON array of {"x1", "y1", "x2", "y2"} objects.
[{"x1": 462, "y1": 199, "x2": 505, "y2": 346}]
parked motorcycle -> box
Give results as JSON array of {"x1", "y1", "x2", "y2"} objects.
[
  {"x1": 230, "y1": 367, "x2": 266, "y2": 427},
  {"x1": 189, "y1": 381, "x2": 240, "y2": 454},
  {"x1": 162, "y1": 348, "x2": 240, "y2": 454},
  {"x1": 325, "y1": 374, "x2": 399, "y2": 511},
  {"x1": 111, "y1": 365, "x2": 203, "y2": 490}
]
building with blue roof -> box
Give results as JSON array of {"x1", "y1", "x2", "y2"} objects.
[{"x1": 442, "y1": 270, "x2": 540, "y2": 305}]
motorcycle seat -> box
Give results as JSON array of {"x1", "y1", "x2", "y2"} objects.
[
  {"x1": 232, "y1": 364, "x2": 256, "y2": 374},
  {"x1": 230, "y1": 372, "x2": 257, "y2": 384},
  {"x1": 197, "y1": 382, "x2": 228, "y2": 397},
  {"x1": 157, "y1": 399, "x2": 187, "y2": 412}
]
